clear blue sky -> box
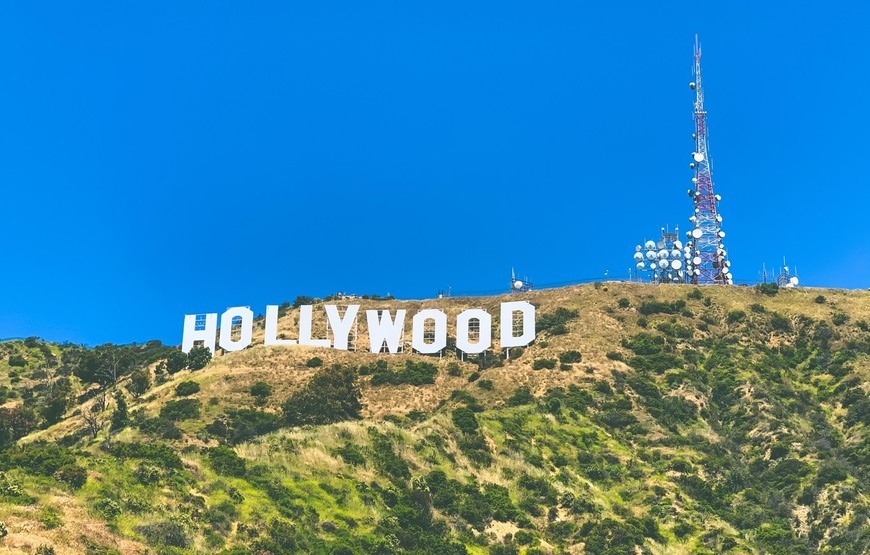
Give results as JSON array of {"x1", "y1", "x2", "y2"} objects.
[{"x1": 2, "y1": 2, "x2": 868, "y2": 345}]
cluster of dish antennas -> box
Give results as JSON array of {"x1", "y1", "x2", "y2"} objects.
[
  {"x1": 633, "y1": 239, "x2": 688, "y2": 284},
  {"x1": 682, "y1": 237, "x2": 733, "y2": 285}
]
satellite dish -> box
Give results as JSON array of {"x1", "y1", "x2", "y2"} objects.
[
  {"x1": 690, "y1": 82, "x2": 696, "y2": 90},
  {"x1": 678, "y1": 270, "x2": 684, "y2": 277},
  {"x1": 650, "y1": 262, "x2": 658, "y2": 270},
  {"x1": 674, "y1": 240, "x2": 683, "y2": 249},
  {"x1": 692, "y1": 228, "x2": 703, "y2": 239},
  {"x1": 722, "y1": 267, "x2": 730, "y2": 275},
  {"x1": 718, "y1": 231, "x2": 726, "y2": 238},
  {"x1": 790, "y1": 276, "x2": 799, "y2": 286},
  {"x1": 636, "y1": 245, "x2": 642, "y2": 252},
  {"x1": 689, "y1": 163, "x2": 696, "y2": 169},
  {"x1": 715, "y1": 215, "x2": 723, "y2": 222},
  {"x1": 645, "y1": 240, "x2": 656, "y2": 250},
  {"x1": 688, "y1": 189, "x2": 695, "y2": 197},
  {"x1": 656, "y1": 241, "x2": 666, "y2": 249},
  {"x1": 633, "y1": 252, "x2": 644, "y2": 262},
  {"x1": 692, "y1": 133, "x2": 697, "y2": 140},
  {"x1": 691, "y1": 177, "x2": 698, "y2": 184},
  {"x1": 672, "y1": 260, "x2": 683, "y2": 270},
  {"x1": 694, "y1": 269, "x2": 701, "y2": 275},
  {"x1": 689, "y1": 216, "x2": 697, "y2": 222},
  {"x1": 715, "y1": 194, "x2": 722, "y2": 201},
  {"x1": 513, "y1": 280, "x2": 524, "y2": 290},
  {"x1": 658, "y1": 249, "x2": 669, "y2": 259},
  {"x1": 693, "y1": 256, "x2": 702, "y2": 265},
  {"x1": 646, "y1": 251, "x2": 657, "y2": 261},
  {"x1": 636, "y1": 262, "x2": 645, "y2": 270},
  {"x1": 693, "y1": 152, "x2": 705, "y2": 163}
]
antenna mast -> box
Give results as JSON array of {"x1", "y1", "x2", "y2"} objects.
[{"x1": 684, "y1": 35, "x2": 732, "y2": 285}]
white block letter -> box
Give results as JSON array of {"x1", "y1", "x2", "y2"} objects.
[
  {"x1": 366, "y1": 309, "x2": 406, "y2": 354},
  {"x1": 182, "y1": 313, "x2": 218, "y2": 354},
  {"x1": 325, "y1": 304, "x2": 360, "y2": 351},
  {"x1": 456, "y1": 309, "x2": 492, "y2": 354},
  {"x1": 264, "y1": 305, "x2": 297, "y2": 346},
  {"x1": 412, "y1": 309, "x2": 447, "y2": 354},
  {"x1": 299, "y1": 305, "x2": 330, "y2": 347},
  {"x1": 500, "y1": 301, "x2": 536, "y2": 348},
  {"x1": 219, "y1": 306, "x2": 254, "y2": 352}
]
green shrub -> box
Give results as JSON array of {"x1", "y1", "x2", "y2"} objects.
[
  {"x1": 35, "y1": 545, "x2": 56, "y2": 555},
  {"x1": 94, "y1": 497, "x2": 121, "y2": 519},
  {"x1": 159, "y1": 398, "x2": 201, "y2": 421},
  {"x1": 208, "y1": 446, "x2": 247, "y2": 477},
  {"x1": 750, "y1": 303, "x2": 766, "y2": 313},
  {"x1": 5, "y1": 444, "x2": 76, "y2": 476},
  {"x1": 283, "y1": 365, "x2": 362, "y2": 427},
  {"x1": 452, "y1": 407, "x2": 479, "y2": 434},
  {"x1": 770, "y1": 314, "x2": 792, "y2": 332},
  {"x1": 532, "y1": 358, "x2": 556, "y2": 370},
  {"x1": 755, "y1": 282, "x2": 779, "y2": 296},
  {"x1": 110, "y1": 442, "x2": 182, "y2": 469},
  {"x1": 606, "y1": 351, "x2": 624, "y2": 361},
  {"x1": 832, "y1": 312, "x2": 849, "y2": 326},
  {"x1": 726, "y1": 310, "x2": 746, "y2": 324},
  {"x1": 537, "y1": 308, "x2": 579, "y2": 334},
  {"x1": 370, "y1": 360, "x2": 437, "y2": 386},
  {"x1": 38, "y1": 505, "x2": 63, "y2": 529},
  {"x1": 637, "y1": 300, "x2": 686, "y2": 315},
  {"x1": 477, "y1": 379, "x2": 493, "y2": 391},
  {"x1": 135, "y1": 521, "x2": 190, "y2": 548},
  {"x1": 306, "y1": 356, "x2": 323, "y2": 368},
  {"x1": 206, "y1": 409, "x2": 281, "y2": 445},
  {"x1": 446, "y1": 362, "x2": 462, "y2": 376},
  {"x1": 8, "y1": 355, "x2": 26, "y2": 367},
  {"x1": 814, "y1": 295, "x2": 827, "y2": 304},
  {"x1": 618, "y1": 298, "x2": 631, "y2": 308},
  {"x1": 687, "y1": 289, "x2": 703, "y2": 300},
  {"x1": 559, "y1": 351, "x2": 582, "y2": 363},
  {"x1": 55, "y1": 464, "x2": 87, "y2": 489},
  {"x1": 507, "y1": 387, "x2": 534, "y2": 406},
  {"x1": 166, "y1": 350, "x2": 188, "y2": 374},
  {"x1": 174, "y1": 380, "x2": 200, "y2": 396},
  {"x1": 467, "y1": 371, "x2": 481, "y2": 382},
  {"x1": 250, "y1": 381, "x2": 273, "y2": 404},
  {"x1": 187, "y1": 346, "x2": 212, "y2": 370},
  {"x1": 336, "y1": 443, "x2": 366, "y2": 466},
  {"x1": 137, "y1": 416, "x2": 182, "y2": 439}
]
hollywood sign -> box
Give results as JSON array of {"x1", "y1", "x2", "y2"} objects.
[{"x1": 181, "y1": 301, "x2": 536, "y2": 356}]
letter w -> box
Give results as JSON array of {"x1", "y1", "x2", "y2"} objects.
[{"x1": 366, "y1": 309, "x2": 406, "y2": 354}]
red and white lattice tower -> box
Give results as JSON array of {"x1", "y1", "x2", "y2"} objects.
[{"x1": 684, "y1": 35, "x2": 732, "y2": 285}]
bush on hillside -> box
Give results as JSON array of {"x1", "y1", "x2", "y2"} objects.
[
  {"x1": 187, "y1": 346, "x2": 212, "y2": 370},
  {"x1": 282, "y1": 365, "x2": 362, "y2": 427},
  {"x1": 370, "y1": 360, "x2": 437, "y2": 386},
  {"x1": 175, "y1": 381, "x2": 201, "y2": 396},
  {"x1": 159, "y1": 399, "x2": 201, "y2": 421}
]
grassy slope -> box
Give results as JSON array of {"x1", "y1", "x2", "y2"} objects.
[{"x1": 0, "y1": 282, "x2": 868, "y2": 554}]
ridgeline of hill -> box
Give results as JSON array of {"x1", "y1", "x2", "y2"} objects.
[{"x1": 0, "y1": 283, "x2": 868, "y2": 555}]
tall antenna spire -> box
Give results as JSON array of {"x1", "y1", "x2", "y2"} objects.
[{"x1": 684, "y1": 34, "x2": 732, "y2": 285}]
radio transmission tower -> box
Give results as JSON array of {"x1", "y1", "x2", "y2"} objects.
[{"x1": 684, "y1": 35, "x2": 732, "y2": 285}]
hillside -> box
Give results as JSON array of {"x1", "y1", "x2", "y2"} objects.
[{"x1": 0, "y1": 283, "x2": 868, "y2": 555}]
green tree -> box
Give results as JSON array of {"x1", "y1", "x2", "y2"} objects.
[
  {"x1": 250, "y1": 381, "x2": 273, "y2": 405},
  {"x1": 282, "y1": 365, "x2": 362, "y2": 427},
  {"x1": 111, "y1": 391, "x2": 129, "y2": 431},
  {"x1": 187, "y1": 346, "x2": 212, "y2": 371},
  {"x1": 166, "y1": 350, "x2": 188, "y2": 374},
  {"x1": 40, "y1": 391, "x2": 70, "y2": 425},
  {"x1": 126, "y1": 369, "x2": 152, "y2": 398}
]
